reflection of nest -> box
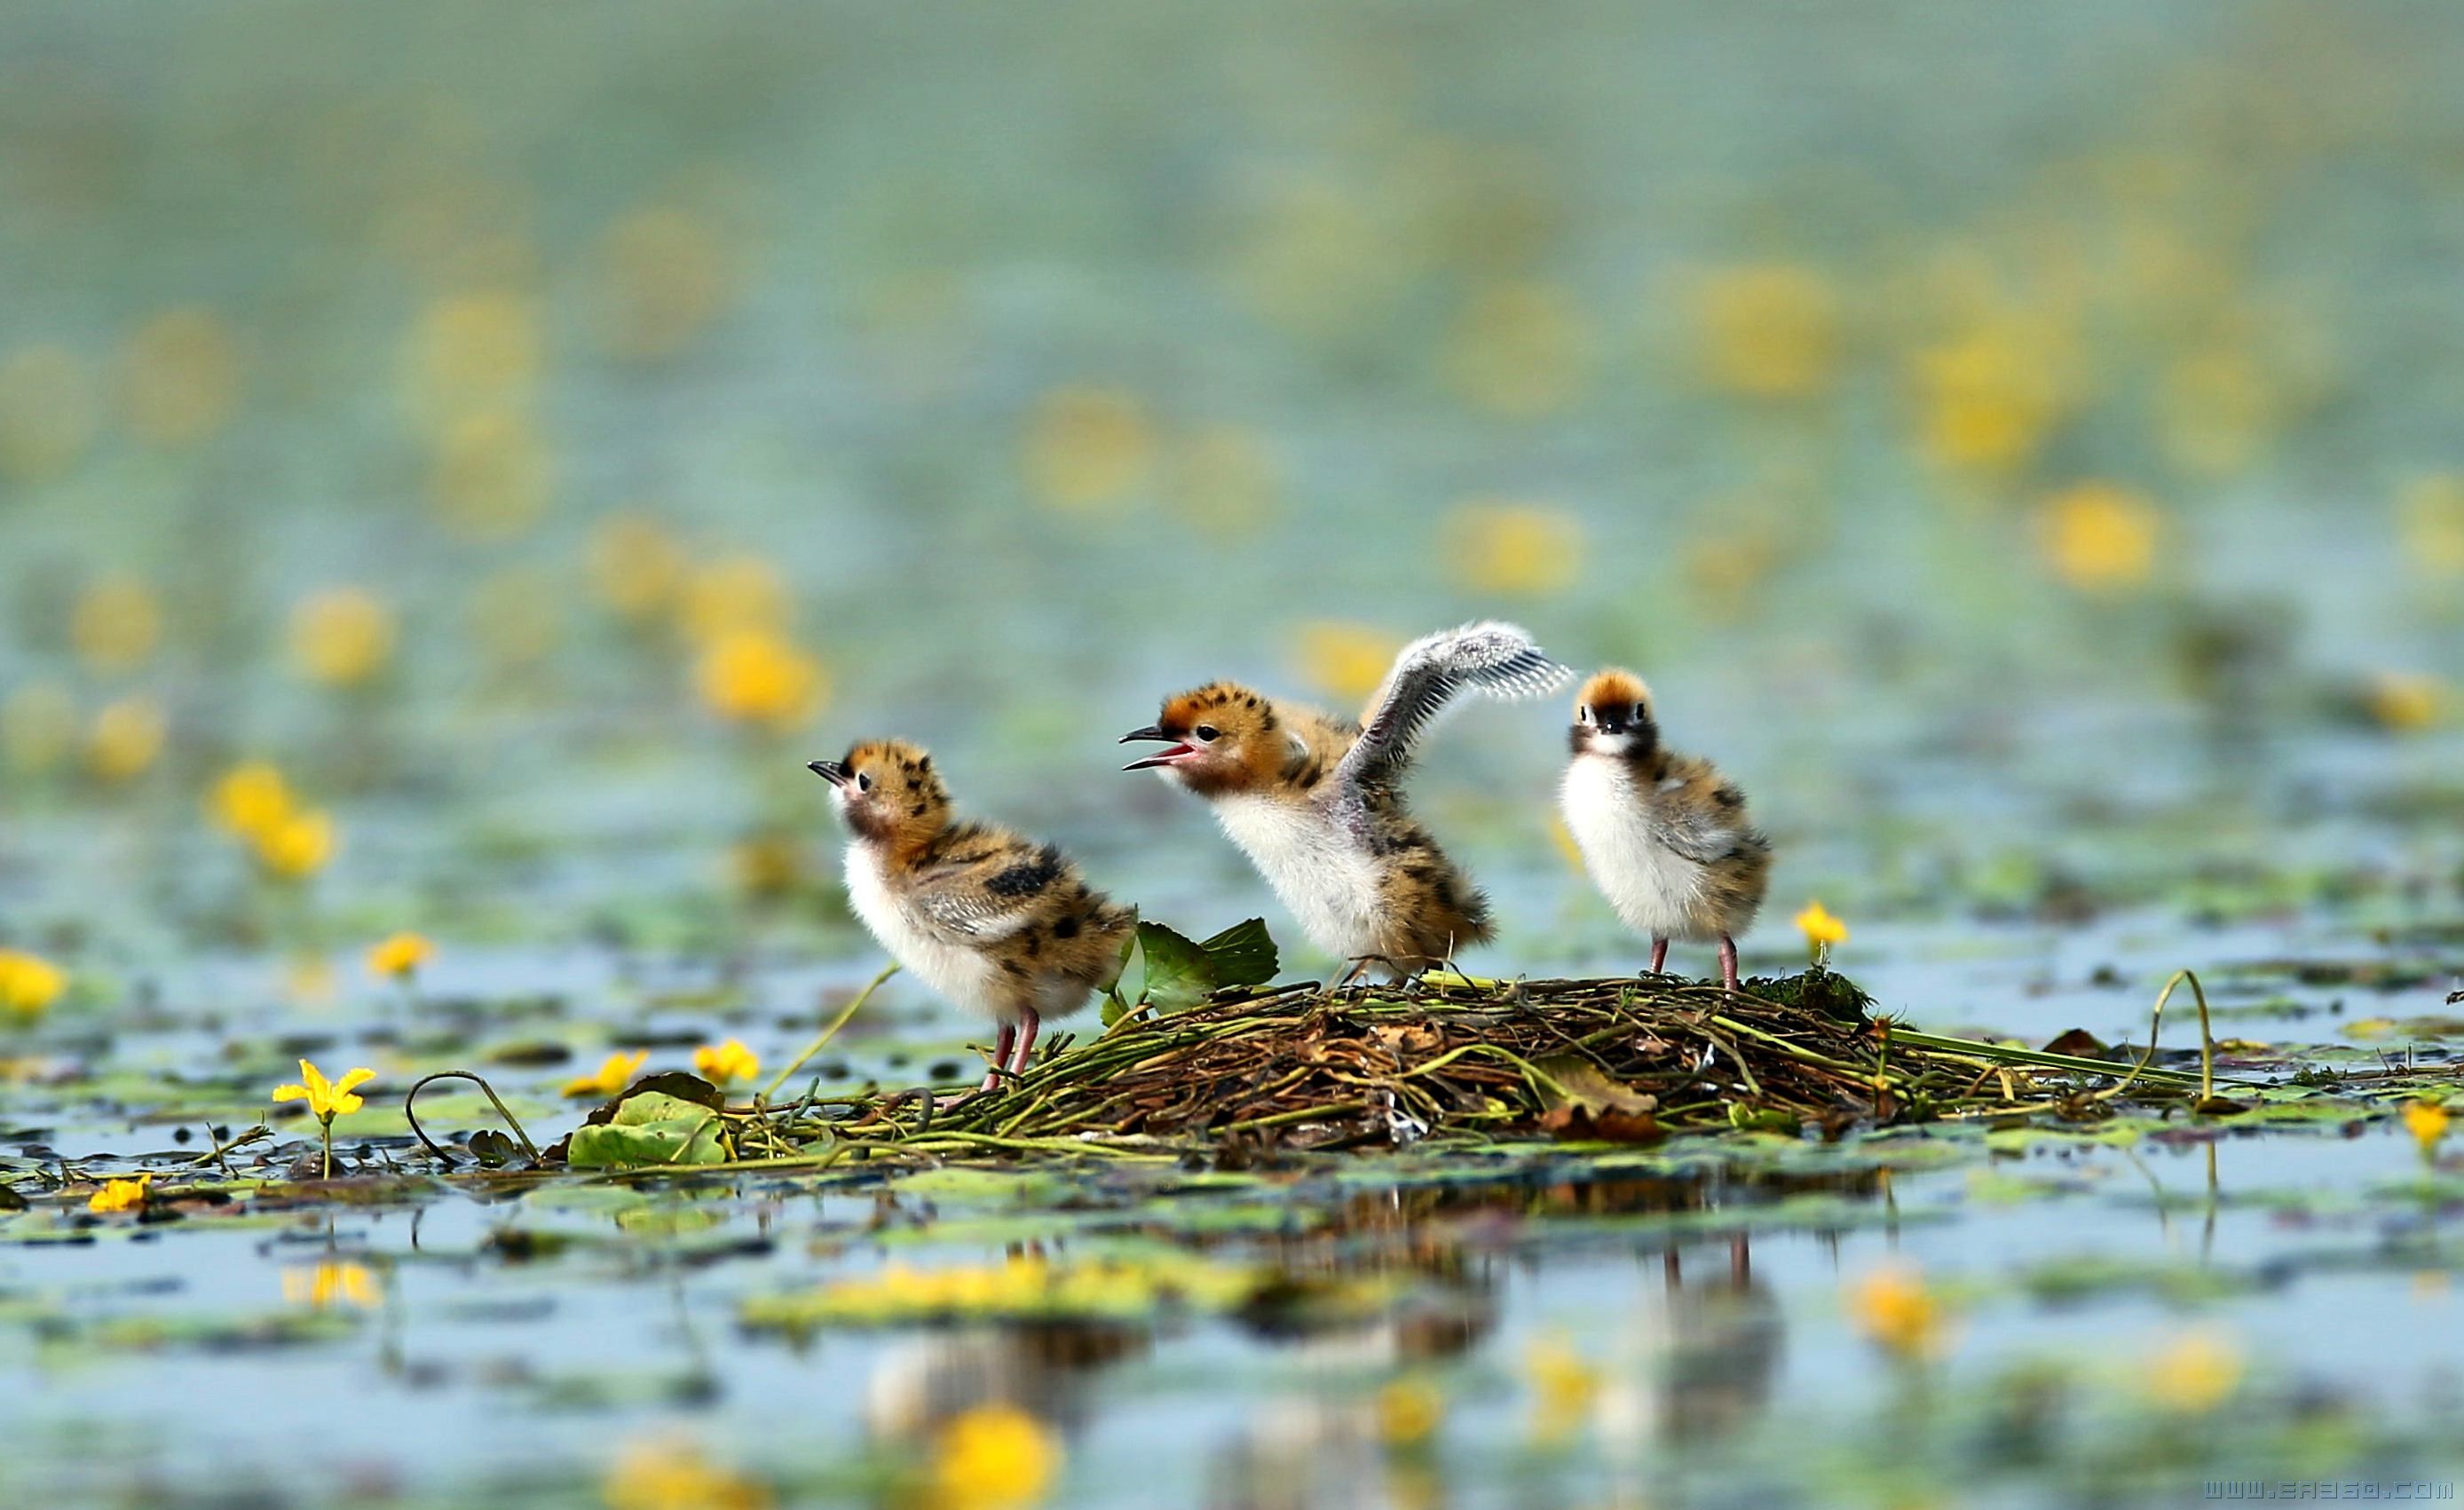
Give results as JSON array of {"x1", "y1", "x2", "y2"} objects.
[{"x1": 863, "y1": 969, "x2": 1915, "y2": 1148}]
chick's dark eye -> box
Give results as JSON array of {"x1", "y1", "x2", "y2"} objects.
[
  {"x1": 1194, "y1": 725, "x2": 1220, "y2": 742},
  {"x1": 856, "y1": 772, "x2": 872, "y2": 791}
]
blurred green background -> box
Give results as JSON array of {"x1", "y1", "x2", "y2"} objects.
[{"x1": 4, "y1": 0, "x2": 2460, "y2": 968}]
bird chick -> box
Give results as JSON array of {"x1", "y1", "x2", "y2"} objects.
[
  {"x1": 1560, "y1": 669, "x2": 1771, "y2": 992},
  {"x1": 1122, "y1": 622, "x2": 1568, "y2": 980},
  {"x1": 810, "y1": 741, "x2": 1133, "y2": 1091}
]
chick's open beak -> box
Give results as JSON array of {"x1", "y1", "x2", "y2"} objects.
[
  {"x1": 1118, "y1": 725, "x2": 1195, "y2": 771},
  {"x1": 807, "y1": 759, "x2": 851, "y2": 787}
]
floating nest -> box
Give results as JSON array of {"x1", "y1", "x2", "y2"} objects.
[{"x1": 798, "y1": 968, "x2": 2196, "y2": 1152}]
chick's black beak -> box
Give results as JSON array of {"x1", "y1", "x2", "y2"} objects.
[
  {"x1": 807, "y1": 759, "x2": 850, "y2": 787},
  {"x1": 1117, "y1": 724, "x2": 1170, "y2": 745}
]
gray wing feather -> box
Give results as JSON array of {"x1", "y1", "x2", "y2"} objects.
[
  {"x1": 908, "y1": 872, "x2": 1038, "y2": 943},
  {"x1": 1335, "y1": 621, "x2": 1570, "y2": 787}
]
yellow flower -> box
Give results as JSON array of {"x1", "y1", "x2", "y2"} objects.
[
  {"x1": 86, "y1": 1173, "x2": 151, "y2": 1214},
  {"x1": 403, "y1": 289, "x2": 541, "y2": 431},
  {"x1": 695, "y1": 630, "x2": 828, "y2": 730},
  {"x1": 1849, "y1": 1265, "x2": 1947, "y2": 1362},
  {"x1": 1690, "y1": 263, "x2": 1840, "y2": 399},
  {"x1": 1441, "y1": 281, "x2": 1591, "y2": 417},
  {"x1": 928, "y1": 1403, "x2": 1062, "y2": 1510},
  {"x1": 1376, "y1": 1378, "x2": 1445, "y2": 1448},
  {"x1": 1441, "y1": 501, "x2": 1583, "y2": 596},
  {"x1": 2365, "y1": 672, "x2": 2446, "y2": 733},
  {"x1": 2037, "y1": 481, "x2": 2160, "y2": 590},
  {"x1": 729, "y1": 833, "x2": 804, "y2": 898},
  {"x1": 253, "y1": 807, "x2": 337, "y2": 880},
  {"x1": 2404, "y1": 1100, "x2": 2450, "y2": 1154},
  {"x1": 1022, "y1": 385, "x2": 1155, "y2": 513},
  {"x1": 589, "y1": 511, "x2": 688, "y2": 621},
  {"x1": 122, "y1": 306, "x2": 242, "y2": 447},
  {"x1": 0, "y1": 343, "x2": 100, "y2": 482},
  {"x1": 1523, "y1": 1333, "x2": 1599, "y2": 1445},
  {"x1": 208, "y1": 761, "x2": 293, "y2": 838},
  {"x1": 274, "y1": 1059, "x2": 375, "y2": 1122},
  {"x1": 289, "y1": 588, "x2": 397, "y2": 687},
  {"x1": 1291, "y1": 621, "x2": 1402, "y2": 707},
  {"x1": 87, "y1": 695, "x2": 167, "y2": 782},
  {"x1": 1911, "y1": 317, "x2": 2075, "y2": 478},
  {"x1": 430, "y1": 407, "x2": 554, "y2": 542},
  {"x1": 593, "y1": 206, "x2": 738, "y2": 362},
  {"x1": 366, "y1": 932, "x2": 434, "y2": 981},
  {"x1": 3, "y1": 681, "x2": 76, "y2": 774},
  {"x1": 283, "y1": 1261, "x2": 382, "y2": 1310},
  {"x1": 71, "y1": 573, "x2": 162, "y2": 672},
  {"x1": 693, "y1": 1038, "x2": 761, "y2": 1087},
  {"x1": 604, "y1": 1437, "x2": 772, "y2": 1510},
  {"x1": 2397, "y1": 473, "x2": 2464, "y2": 579},
  {"x1": 1795, "y1": 900, "x2": 1850, "y2": 955},
  {"x1": 565, "y1": 1049, "x2": 650, "y2": 1099},
  {"x1": 0, "y1": 950, "x2": 68, "y2": 1020},
  {"x1": 2144, "y1": 1328, "x2": 2241, "y2": 1414},
  {"x1": 676, "y1": 556, "x2": 792, "y2": 644}
]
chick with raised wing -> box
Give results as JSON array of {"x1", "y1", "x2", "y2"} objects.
[
  {"x1": 1560, "y1": 669, "x2": 1771, "y2": 992},
  {"x1": 811, "y1": 741, "x2": 1133, "y2": 1091},
  {"x1": 1122, "y1": 622, "x2": 1568, "y2": 980}
]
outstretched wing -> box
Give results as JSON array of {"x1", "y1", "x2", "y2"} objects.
[{"x1": 1335, "y1": 621, "x2": 1569, "y2": 787}]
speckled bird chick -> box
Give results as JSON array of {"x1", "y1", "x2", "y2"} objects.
[
  {"x1": 810, "y1": 741, "x2": 1133, "y2": 1091},
  {"x1": 1122, "y1": 622, "x2": 1568, "y2": 980},
  {"x1": 1560, "y1": 669, "x2": 1771, "y2": 992}
]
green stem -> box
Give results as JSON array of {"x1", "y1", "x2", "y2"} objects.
[{"x1": 761, "y1": 963, "x2": 899, "y2": 1102}]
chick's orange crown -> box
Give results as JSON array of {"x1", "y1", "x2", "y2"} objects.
[
  {"x1": 1575, "y1": 668, "x2": 1651, "y2": 718},
  {"x1": 1153, "y1": 682, "x2": 1280, "y2": 739},
  {"x1": 834, "y1": 739, "x2": 952, "y2": 831}
]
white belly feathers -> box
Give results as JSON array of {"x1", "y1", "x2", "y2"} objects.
[
  {"x1": 842, "y1": 842, "x2": 1002, "y2": 1017},
  {"x1": 1212, "y1": 794, "x2": 1384, "y2": 960},
  {"x1": 1560, "y1": 755, "x2": 1715, "y2": 942}
]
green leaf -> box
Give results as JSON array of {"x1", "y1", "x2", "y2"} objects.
[
  {"x1": 1196, "y1": 918, "x2": 1278, "y2": 991},
  {"x1": 1134, "y1": 921, "x2": 1214, "y2": 1014},
  {"x1": 567, "y1": 1091, "x2": 727, "y2": 1169}
]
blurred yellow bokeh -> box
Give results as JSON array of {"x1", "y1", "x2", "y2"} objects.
[
  {"x1": 2157, "y1": 346, "x2": 2276, "y2": 478},
  {"x1": 468, "y1": 569, "x2": 563, "y2": 672},
  {"x1": 122, "y1": 307, "x2": 241, "y2": 447},
  {"x1": 2365, "y1": 670, "x2": 2447, "y2": 733},
  {"x1": 1911, "y1": 314, "x2": 2080, "y2": 480},
  {"x1": 2, "y1": 682, "x2": 77, "y2": 775},
  {"x1": 71, "y1": 573, "x2": 162, "y2": 673},
  {"x1": 605, "y1": 1439, "x2": 772, "y2": 1510},
  {"x1": 1291, "y1": 621, "x2": 1402, "y2": 707},
  {"x1": 594, "y1": 206, "x2": 738, "y2": 361},
  {"x1": 289, "y1": 589, "x2": 398, "y2": 687},
  {"x1": 1442, "y1": 501, "x2": 1583, "y2": 596},
  {"x1": 209, "y1": 762, "x2": 295, "y2": 840},
  {"x1": 404, "y1": 289, "x2": 541, "y2": 431},
  {"x1": 1442, "y1": 281, "x2": 1590, "y2": 417},
  {"x1": 2036, "y1": 481, "x2": 2160, "y2": 591},
  {"x1": 678, "y1": 556, "x2": 793, "y2": 644},
  {"x1": 1689, "y1": 263, "x2": 1840, "y2": 399},
  {"x1": 86, "y1": 695, "x2": 166, "y2": 783},
  {"x1": 590, "y1": 512, "x2": 690, "y2": 621},
  {"x1": 0, "y1": 344, "x2": 100, "y2": 483},
  {"x1": 696, "y1": 630, "x2": 828, "y2": 731},
  {"x1": 430, "y1": 408, "x2": 555, "y2": 542},
  {"x1": 1169, "y1": 424, "x2": 1280, "y2": 541},
  {"x1": 2143, "y1": 1329, "x2": 2242, "y2": 1414},
  {"x1": 1023, "y1": 386, "x2": 1156, "y2": 512},
  {"x1": 2397, "y1": 473, "x2": 2464, "y2": 578},
  {"x1": 255, "y1": 807, "x2": 338, "y2": 880}
]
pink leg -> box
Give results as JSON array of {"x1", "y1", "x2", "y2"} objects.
[
  {"x1": 1718, "y1": 935, "x2": 1741, "y2": 994},
  {"x1": 1648, "y1": 938, "x2": 1669, "y2": 975},
  {"x1": 981, "y1": 1022, "x2": 1016, "y2": 1092},
  {"x1": 1006, "y1": 1008, "x2": 1042, "y2": 1079}
]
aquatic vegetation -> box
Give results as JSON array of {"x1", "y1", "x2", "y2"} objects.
[
  {"x1": 604, "y1": 1439, "x2": 772, "y2": 1510},
  {"x1": 565, "y1": 1050, "x2": 651, "y2": 1099},
  {"x1": 280, "y1": 1260, "x2": 380, "y2": 1310},
  {"x1": 1848, "y1": 1264, "x2": 1950, "y2": 1363},
  {"x1": 928, "y1": 1404, "x2": 1061, "y2": 1510},
  {"x1": 1522, "y1": 1333, "x2": 1600, "y2": 1446},
  {"x1": 272, "y1": 1059, "x2": 375, "y2": 1179},
  {"x1": 84, "y1": 1174, "x2": 151, "y2": 1214},
  {"x1": 2142, "y1": 1328, "x2": 2242, "y2": 1415},
  {"x1": 0, "y1": 949, "x2": 67, "y2": 1020},
  {"x1": 692, "y1": 1038, "x2": 761, "y2": 1087},
  {"x1": 1794, "y1": 900, "x2": 1850, "y2": 960},
  {"x1": 366, "y1": 931, "x2": 435, "y2": 981}
]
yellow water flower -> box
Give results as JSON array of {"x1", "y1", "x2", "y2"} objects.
[
  {"x1": 283, "y1": 1260, "x2": 382, "y2": 1310},
  {"x1": 87, "y1": 1174, "x2": 151, "y2": 1214},
  {"x1": 1291, "y1": 621, "x2": 1402, "y2": 707},
  {"x1": 253, "y1": 807, "x2": 337, "y2": 880},
  {"x1": 209, "y1": 762, "x2": 294, "y2": 839},
  {"x1": 1795, "y1": 900, "x2": 1849, "y2": 959},
  {"x1": 404, "y1": 289, "x2": 541, "y2": 430},
  {"x1": 1442, "y1": 281, "x2": 1590, "y2": 417},
  {"x1": 2365, "y1": 671, "x2": 2446, "y2": 733},
  {"x1": 565, "y1": 1049, "x2": 650, "y2": 1099},
  {"x1": 2404, "y1": 1100, "x2": 2450, "y2": 1155},
  {"x1": 589, "y1": 511, "x2": 689, "y2": 621},
  {"x1": 1849, "y1": 1265, "x2": 1947, "y2": 1362},
  {"x1": 693, "y1": 1038, "x2": 760, "y2": 1087},
  {"x1": 71, "y1": 573, "x2": 162, "y2": 672},
  {"x1": 0, "y1": 344, "x2": 100, "y2": 482},
  {"x1": 594, "y1": 206, "x2": 738, "y2": 362},
  {"x1": 1523, "y1": 1333, "x2": 1599, "y2": 1445},
  {"x1": 289, "y1": 588, "x2": 397, "y2": 687},
  {"x1": 604, "y1": 1437, "x2": 772, "y2": 1510},
  {"x1": 366, "y1": 932, "x2": 434, "y2": 981},
  {"x1": 274, "y1": 1059, "x2": 375, "y2": 1180},
  {"x1": 2397, "y1": 473, "x2": 2464, "y2": 579},
  {"x1": 1912, "y1": 317, "x2": 2075, "y2": 478},
  {"x1": 0, "y1": 950, "x2": 68, "y2": 1020},
  {"x1": 2144, "y1": 1329, "x2": 2241, "y2": 1414},
  {"x1": 929, "y1": 1403, "x2": 1062, "y2": 1510},
  {"x1": 676, "y1": 556, "x2": 792, "y2": 644},
  {"x1": 1441, "y1": 501, "x2": 1582, "y2": 596},
  {"x1": 696, "y1": 630, "x2": 828, "y2": 730},
  {"x1": 1023, "y1": 385, "x2": 1155, "y2": 513},
  {"x1": 85, "y1": 696, "x2": 166, "y2": 783},
  {"x1": 3, "y1": 681, "x2": 76, "y2": 774},
  {"x1": 122, "y1": 307, "x2": 241, "y2": 447},
  {"x1": 2037, "y1": 481, "x2": 2160, "y2": 590},
  {"x1": 1376, "y1": 1378, "x2": 1445, "y2": 1449},
  {"x1": 1691, "y1": 263, "x2": 1840, "y2": 399}
]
